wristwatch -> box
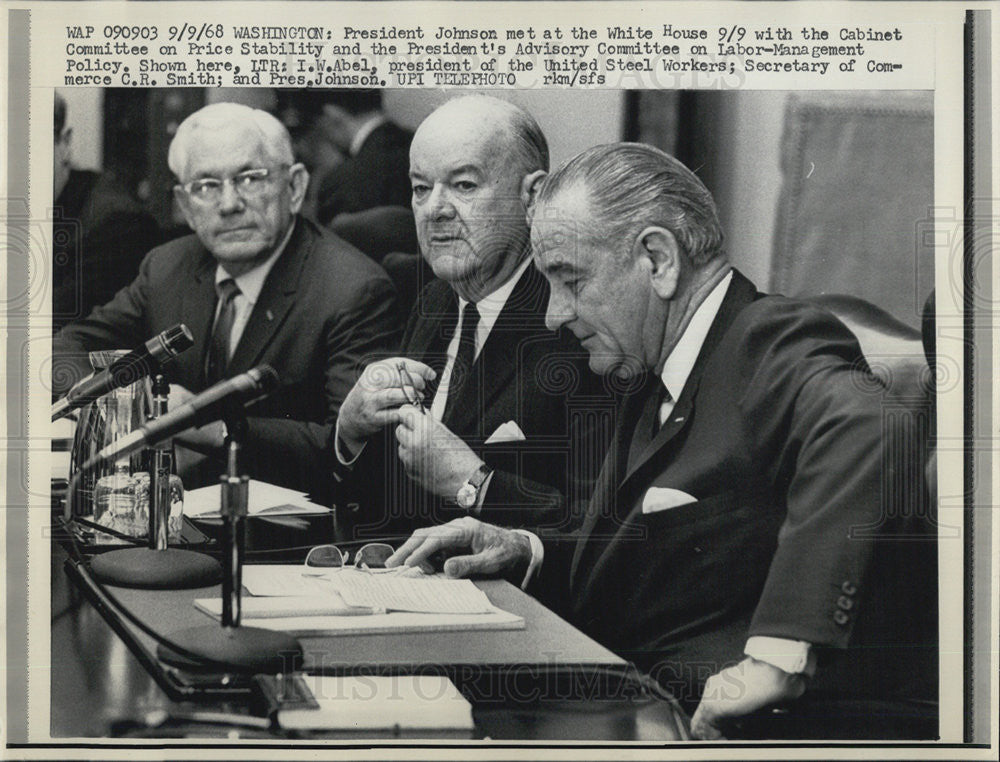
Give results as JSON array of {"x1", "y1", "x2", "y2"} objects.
[{"x1": 456, "y1": 463, "x2": 493, "y2": 510}]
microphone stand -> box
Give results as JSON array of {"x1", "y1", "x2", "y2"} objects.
[
  {"x1": 90, "y1": 374, "x2": 223, "y2": 589},
  {"x1": 157, "y1": 402, "x2": 303, "y2": 674}
]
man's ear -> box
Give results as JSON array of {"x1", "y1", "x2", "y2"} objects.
[
  {"x1": 520, "y1": 169, "x2": 547, "y2": 223},
  {"x1": 287, "y1": 162, "x2": 310, "y2": 215},
  {"x1": 173, "y1": 185, "x2": 196, "y2": 229},
  {"x1": 634, "y1": 226, "x2": 682, "y2": 300}
]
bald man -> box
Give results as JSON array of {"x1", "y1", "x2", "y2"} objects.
[
  {"x1": 333, "y1": 95, "x2": 613, "y2": 539},
  {"x1": 53, "y1": 102, "x2": 400, "y2": 498}
]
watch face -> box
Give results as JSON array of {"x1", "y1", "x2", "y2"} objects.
[{"x1": 456, "y1": 483, "x2": 476, "y2": 508}]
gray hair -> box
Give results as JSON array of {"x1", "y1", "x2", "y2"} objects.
[
  {"x1": 167, "y1": 102, "x2": 294, "y2": 181},
  {"x1": 537, "y1": 142, "x2": 724, "y2": 265}
]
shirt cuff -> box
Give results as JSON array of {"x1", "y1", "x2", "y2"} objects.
[
  {"x1": 470, "y1": 470, "x2": 494, "y2": 515},
  {"x1": 744, "y1": 636, "x2": 816, "y2": 677},
  {"x1": 333, "y1": 418, "x2": 365, "y2": 467},
  {"x1": 511, "y1": 529, "x2": 543, "y2": 591}
]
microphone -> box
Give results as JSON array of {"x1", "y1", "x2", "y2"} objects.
[
  {"x1": 52, "y1": 324, "x2": 195, "y2": 421},
  {"x1": 83, "y1": 365, "x2": 280, "y2": 469}
]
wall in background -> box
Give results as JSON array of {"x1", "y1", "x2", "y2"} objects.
[{"x1": 682, "y1": 91, "x2": 787, "y2": 290}]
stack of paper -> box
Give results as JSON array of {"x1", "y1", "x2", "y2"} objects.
[
  {"x1": 193, "y1": 565, "x2": 525, "y2": 636},
  {"x1": 184, "y1": 480, "x2": 331, "y2": 518}
]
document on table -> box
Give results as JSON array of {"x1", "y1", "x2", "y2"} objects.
[
  {"x1": 184, "y1": 480, "x2": 331, "y2": 518},
  {"x1": 198, "y1": 565, "x2": 525, "y2": 635},
  {"x1": 330, "y1": 572, "x2": 494, "y2": 614},
  {"x1": 241, "y1": 565, "x2": 494, "y2": 614}
]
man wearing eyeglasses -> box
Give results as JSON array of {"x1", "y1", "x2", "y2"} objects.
[{"x1": 52, "y1": 102, "x2": 400, "y2": 498}]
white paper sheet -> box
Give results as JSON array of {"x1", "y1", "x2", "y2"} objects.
[{"x1": 184, "y1": 480, "x2": 331, "y2": 517}]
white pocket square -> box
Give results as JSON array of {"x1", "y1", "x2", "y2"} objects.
[
  {"x1": 641, "y1": 487, "x2": 698, "y2": 514},
  {"x1": 484, "y1": 420, "x2": 527, "y2": 445}
]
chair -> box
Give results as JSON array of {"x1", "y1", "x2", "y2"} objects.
[
  {"x1": 811, "y1": 294, "x2": 931, "y2": 402},
  {"x1": 328, "y1": 205, "x2": 418, "y2": 265}
]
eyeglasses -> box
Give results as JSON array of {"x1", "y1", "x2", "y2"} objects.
[
  {"x1": 303, "y1": 542, "x2": 434, "y2": 576},
  {"x1": 178, "y1": 166, "x2": 287, "y2": 205}
]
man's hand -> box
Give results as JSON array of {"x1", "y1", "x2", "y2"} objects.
[
  {"x1": 168, "y1": 384, "x2": 225, "y2": 451},
  {"x1": 689, "y1": 657, "x2": 808, "y2": 740},
  {"x1": 338, "y1": 358, "x2": 435, "y2": 453},
  {"x1": 385, "y1": 516, "x2": 531, "y2": 578},
  {"x1": 394, "y1": 405, "x2": 484, "y2": 500}
]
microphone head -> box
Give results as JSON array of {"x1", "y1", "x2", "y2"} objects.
[
  {"x1": 248, "y1": 365, "x2": 280, "y2": 394},
  {"x1": 161, "y1": 324, "x2": 195, "y2": 356}
]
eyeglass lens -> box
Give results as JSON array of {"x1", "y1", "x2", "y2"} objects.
[{"x1": 304, "y1": 544, "x2": 346, "y2": 568}]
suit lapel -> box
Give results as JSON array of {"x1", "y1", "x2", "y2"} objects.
[
  {"x1": 571, "y1": 269, "x2": 760, "y2": 597},
  {"x1": 182, "y1": 251, "x2": 219, "y2": 388},
  {"x1": 406, "y1": 281, "x2": 457, "y2": 363},
  {"x1": 620, "y1": 270, "x2": 759, "y2": 486},
  {"x1": 226, "y1": 219, "x2": 310, "y2": 375},
  {"x1": 569, "y1": 375, "x2": 650, "y2": 587}
]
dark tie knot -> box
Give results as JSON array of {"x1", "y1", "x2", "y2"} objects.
[
  {"x1": 458, "y1": 301, "x2": 480, "y2": 341},
  {"x1": 216, "y1": 278, "x2": 240, "y2": 303}
]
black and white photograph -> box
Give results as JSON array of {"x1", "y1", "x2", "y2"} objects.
[{"x1": 2, "y1": 1, "x2": 995, "y2": 758}]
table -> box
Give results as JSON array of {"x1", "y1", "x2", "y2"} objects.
[{"x1": 50, "y1": 540, "x2": 690, "y2": 741}]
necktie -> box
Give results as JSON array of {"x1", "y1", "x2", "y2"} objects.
[
  {"x1": 442, "y1": 301, "x2": 480, "y2": 423},
  {"x1": 656, "y1": 386, "x2": 674, "y2": 430},
  {"x1": 627, "y1": 380, "x2": 671, "y2": 470},
  {"x1": 204, "y1": 278, "x2": 240, "y2": 385}
]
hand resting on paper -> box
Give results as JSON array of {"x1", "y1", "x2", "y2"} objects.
[{"x1": 385, "y1": 517, "x2": 531, "y2": 581}]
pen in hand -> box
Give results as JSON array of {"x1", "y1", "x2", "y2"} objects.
[{"x1": 397, "y1": 362, "x2": 427, "y2": 415}]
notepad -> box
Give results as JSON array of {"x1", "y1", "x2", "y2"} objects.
[
  {"x1": 193, "y1": 599, "x2": 525, "y2": 637},
  {"x1": 205, "y1": 565, "x2": 525, "y2": 635},
  {"x1": 195, "y1": 594, "x2": 372, "y2": 619},
  {"x1": 184, "y1": 480, "x2": 331, "y2": 518},
  {"x1": 241, "y1": 566, "x2": 494, "y2": 614},
  {"x1": 277, "y1": 675, "x2": 474, "y2": 733},
  {"x1": 329, "y1": 572, "x2": 494, "y2": 614}
]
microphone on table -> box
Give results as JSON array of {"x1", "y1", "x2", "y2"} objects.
[
  {"x1": 84, "y1": 365, "x2": 280, "y2": 470},
  {"x1": 84, "y1": 365, "x2": 280, "y2": 592},
  {"x1": 52, "y1": 324, "x2": 195, "y2": 421}
]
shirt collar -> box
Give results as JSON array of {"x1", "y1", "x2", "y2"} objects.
[
  {"x1": 214, "y1": 218, "x2": 296, "y2": 305},
  {"x1": 660, "y1": 269, "x2": 733, "y2": 401},
  {"x1": 457, "y1": 256, "x2": 532, "y2": 335},
  {"x1": 349, "y1": 115, "x2": 386, "y2": 157}
]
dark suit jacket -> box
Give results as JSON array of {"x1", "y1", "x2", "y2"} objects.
[
  {"x1": 336, "y1": 264, "x2": 615, "y2": 539},
  {"x1": 317, "y1": 121, "x2": 414, "y2": 225},
  {"x1": 541, "y1": 271, "x2": 936, "y2": 713},
  {"x1": 53, "y1": 216, "x2": 400, "y2": 499}
]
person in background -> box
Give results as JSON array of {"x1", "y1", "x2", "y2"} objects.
[
  {"x1": 52, "y1": 102, "x2": 400, "y2": 500},
  {"x1": 52, "y1": 92, "x2": 161, "y2": 332},
  {"x1": 386, "y1": 142, "x2": 937, "y2": 740},
  {"x1": 277, "y1": 89, "x2": 413, "y2": 226}
]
